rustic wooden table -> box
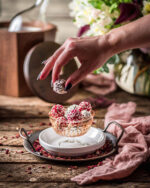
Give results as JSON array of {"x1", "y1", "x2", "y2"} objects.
[{"x1": 0, "y1": 89, "x2": 150, "y2": 188}]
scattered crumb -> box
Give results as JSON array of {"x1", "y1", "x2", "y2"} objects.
[{"x1": 29, "y1": 177, "x2": 37, "y2": 182}]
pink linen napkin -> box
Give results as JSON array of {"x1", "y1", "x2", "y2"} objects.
[
  {"x1": 71, "y1": 102, "x2": 150, "y2": 185},
  {"x1": 81, "y1": 73, "x2": 116, "y2": 95}
]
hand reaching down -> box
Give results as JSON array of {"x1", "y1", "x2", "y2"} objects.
[
  {"x1": 37, "y1": 36, "x2": 112, "y2": 91},
  {"x1": 37, "y1": 15, "x2": 150, "y2": 91}
]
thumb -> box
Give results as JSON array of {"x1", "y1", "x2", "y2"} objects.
[{"x1": 65, "y1": 65, "x2": 89, "y2": 91}]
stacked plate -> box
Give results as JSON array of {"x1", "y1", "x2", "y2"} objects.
[{"x1": 39, "y1": 127, "x2": 106, "y2": 157}]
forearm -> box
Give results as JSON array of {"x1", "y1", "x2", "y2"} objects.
[{"x1": 106, "y1": 14, "x2": 150, "y2": 55}]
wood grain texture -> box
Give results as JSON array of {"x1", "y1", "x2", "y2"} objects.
[
  {"x1": 0, "y1": 91, "x2": 150, "y2": 187},
  {"x1": 0, "y1": 27, "x2": 18, "y2": 96},
  {"x1": 0, "y1": 146, "x2": 42, "y2": 163},
  {"x1": 0, "y1": 182, "x2": 150, "y2": 188},
  {"x1": 0, "y1": 163, "x2": 150, "y2": 183},
  {"x1": 1, "y1": 1, "x2": 150, "y2": 187},
  {"x1": 0, "y1": 118, "x2": 50, "y2": 131},
  {"x1": 0, "y1": 90, "x2": 149, "y2": 118},
  {"x1": 0, "y1": 163, "x2": 86, "y2": 182},
  {"x1": 0, "y1": 22, "x2": 57, "y2": 97}
]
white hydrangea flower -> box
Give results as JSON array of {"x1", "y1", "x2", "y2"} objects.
[
  {"x1": 142, "y1": 1, "x2": 150, "y2": 15},
  {"x1": 69, "y1": 0, "x2": 119, "y2": 36}
]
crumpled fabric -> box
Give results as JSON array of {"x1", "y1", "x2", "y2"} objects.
[
  {"x1": 81, "y1": 73, "x2": 116, "y2": 96},
  {"x1": 71, "y1": 102, "x2": 150, "y2": 185}
]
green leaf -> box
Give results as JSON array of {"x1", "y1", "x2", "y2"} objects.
[
  {"x1": 88, "y1": 0, "x2": 103, "y2": 9},
  {"x1": 93, "y1": 67, "x2": 103, "y2": 74},
  {"x1": 104, "y1": 24, "x2": 113, "y2": 29},
  {"x1": 109, "y1": 3, "x2": 118, "y2": 13},
  {"x1": 103, "y1": 64, "x2": 109, "y2": 73},
  {"x1": 88, "y1": 0, "x2": 132, "y2": 12},
  {"x1": 93, "y1": 54, "x2": 120, "y2": 74},
  {"x1": 107, "y1": 54, "x2": 120, "y2": 64}
]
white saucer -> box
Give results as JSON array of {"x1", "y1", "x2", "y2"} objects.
[{"x1": 39, "y1": 127, "x2": 106, "y2": 157}]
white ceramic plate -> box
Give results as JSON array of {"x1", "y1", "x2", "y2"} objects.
[{"x1": 39, "y1": 127, "x2": 106, "y2": 157}]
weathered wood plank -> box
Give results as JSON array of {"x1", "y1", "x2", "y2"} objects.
[
  {"x1": 0, "y1": 90, "x2": 150, "y2": 119},
  {"x1": 0, "y1": 118, "x2": 50, "y2": 131},
  {"x1": 0, "y1": 182, "x2": 150, "y2": 188},
  {"x1": 1, "y1": 90, "x2": 150, "y2": 107},
  {"x1": 0, "y1": 118, "x2": 102, "y2": 132},
  {"x1": 0, "y1": 89, "x2": 92, "y2": 107},
  {"x1": 0, "y1": 146, "x2": 43, "y2": 163},
  {"x1": 0, "y1": 163, "x2": 150, "y2": 183},
  {"x1": 0, "y1": 107, "x2": 105, "y2": 119},
  {"x1": 0, "y1": 163, "x2": 86, "y2": 182},
  {"x1": 107, "y1": 90, "x2": 150, "y2": 104},
  {"x1": 0, "y1": 90, "x2": 92, "y2": 118},
  {"x1": 1, "y1": 102, "x2": 149, "y2": 119},
  {"x1": 0, "y1": 131, "x2": 24, "y2": 146},
  {"x1": 0, "y1": 95, "x2": 50, "y2": 118}
]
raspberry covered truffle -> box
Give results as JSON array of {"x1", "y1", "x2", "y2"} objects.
[
  {"x1": 49, "y1": 101, "x2": 94, "y2": 137},
  {"x1": 67, "y1": 108, "x2": 82, "y2": 122},
  {"x1": 52, "y1": 79, "x2": 67, "y2": 94},
  {"x1": 81, "y1": 110, "x2": 91, "y2": 120},
  {"x1": 65, "y1": 104, "x2": 79, "y2": 117},
  {"x1": 49, "y1": 104, "x2": 65, "y2": 118},
  {"x1": 79, "y1": 101, "x2": 92, "y2": 112}
]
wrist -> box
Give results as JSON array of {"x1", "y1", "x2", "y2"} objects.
[
  {"x1": 105, "y1": 28, "x2": 127, "y2": 55},
  {"x1": 97, "y1": 34, "x2": 114, "y2": 58}
]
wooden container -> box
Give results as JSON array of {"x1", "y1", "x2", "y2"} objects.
[{"x1": 0, "y1": 22, "x2": 57, "y2": 97}]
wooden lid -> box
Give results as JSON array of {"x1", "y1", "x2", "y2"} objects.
[{"x1": 23, "y1": 41, "x2": 78, "y2": 103}]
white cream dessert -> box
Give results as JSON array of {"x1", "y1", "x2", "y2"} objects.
[{"x1": 52, "y1": 79, "x2": 67, "y2": 94}]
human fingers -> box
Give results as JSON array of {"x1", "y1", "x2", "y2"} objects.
[
  {"x1": 37, "y1": 45, "x2": 64, "y2": 80},
  {"x1": 51, "y1": 37, "x2": 78, "y2": 83},
  {"x1": 65, "y1": 64, "x2": 91, "y2": 91},
  {"x1": 52, "y1": 48, "x2": 75, "y2": 83}
]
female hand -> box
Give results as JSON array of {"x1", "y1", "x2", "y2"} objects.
[
  {"x1": 38, "y1": 14, "x2": 150, "y2": 91},
  {"x1": 38, "y1": 35, "x2": 112, "y2": 91}
]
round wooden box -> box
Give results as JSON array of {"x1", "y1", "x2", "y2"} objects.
[{"x1": 23, "y1": 41, "x2": 78, "y2": 103}]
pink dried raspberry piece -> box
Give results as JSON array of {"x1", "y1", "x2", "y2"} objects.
[
  {"x1": 79, "y1": 101, "x2": 92, "y2": 112},
  {"x1": 50, "y1": 104, "x2": 65, "y2": 118},
  {"x1": 56, "y1": 117, "x2": 68, "y2": 128},
  {"x1": 67, "y1": 108, "x2": 82, "y2": 122}
]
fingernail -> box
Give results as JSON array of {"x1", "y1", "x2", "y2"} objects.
[
  {"x1": 65, "y1": 83, "x2": 72, "y2": 91},
  {"x1": 37, "y1": 72, "x2": 42, "y2": 80},
  {"x1": 41, "y1": 60, "x2": 47, "y2": 65},
  {"x1": 51, "y1": 80, "x2": 53, "y2": 87}
]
